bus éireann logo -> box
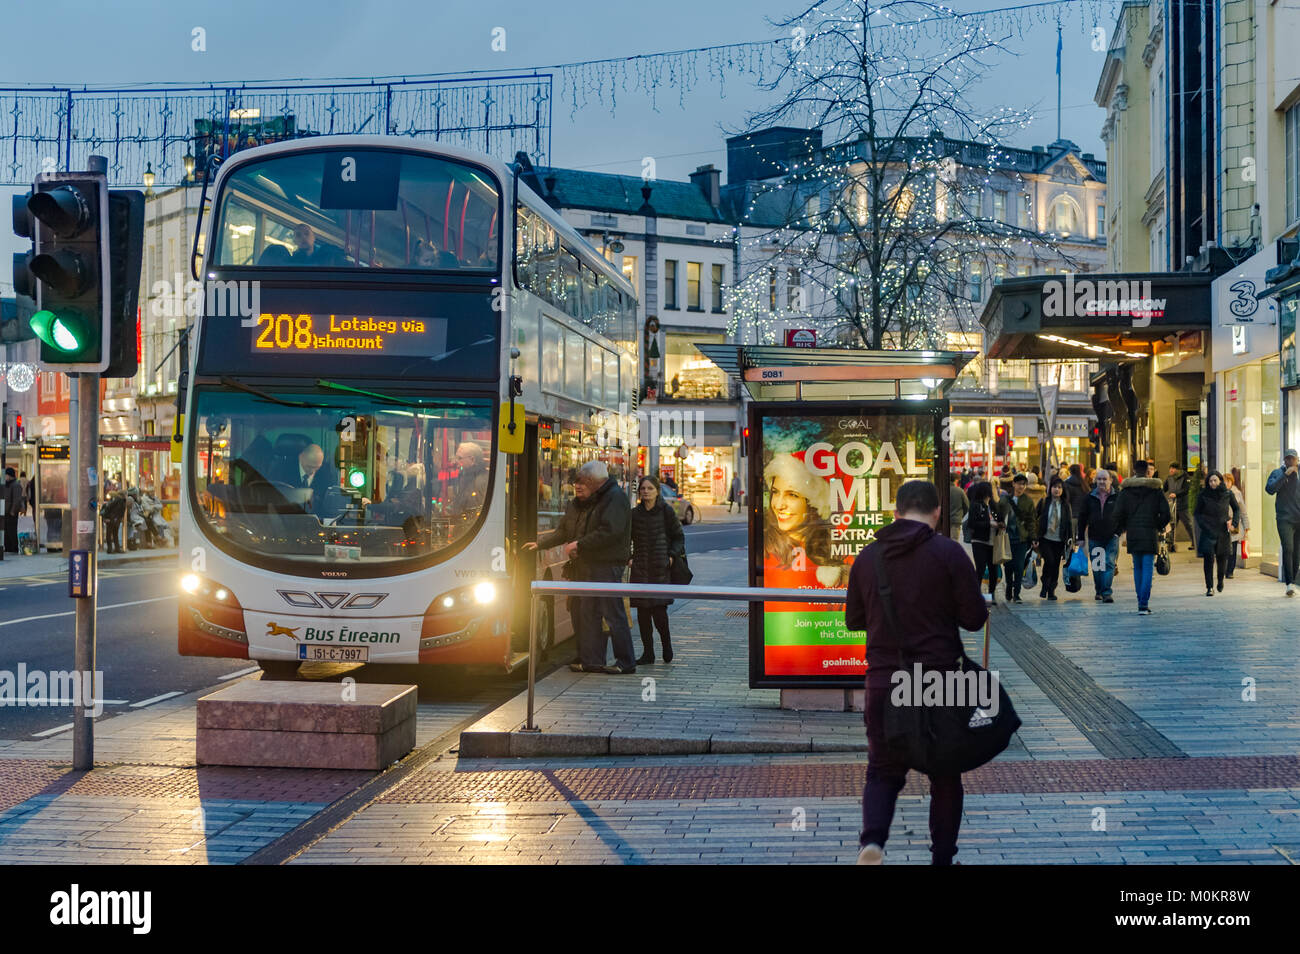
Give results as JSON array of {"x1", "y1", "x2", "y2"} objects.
[{"x1": 266, "y1": 623, "x2": 300, "y2": 640}]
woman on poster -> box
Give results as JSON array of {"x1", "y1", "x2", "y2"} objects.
[{"x1": 762, "y1": 453, "x2": 850, "y2": 590}]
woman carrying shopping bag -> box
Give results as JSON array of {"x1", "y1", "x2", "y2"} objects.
[{"x1": 1034, "y1": 476, "x2": 1074, "y2": 601}]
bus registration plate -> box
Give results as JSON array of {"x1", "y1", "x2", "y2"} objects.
[{"x1": 297, "y1": 645, "x2": 369, "y2": 663}]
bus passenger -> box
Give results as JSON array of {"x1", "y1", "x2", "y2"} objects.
[
  {"x1": 292, "y1": 224, "x2": 345, "y2": 266},
  {"x1": 448, "y1": 442, "x2": 489, "y2": 530}
]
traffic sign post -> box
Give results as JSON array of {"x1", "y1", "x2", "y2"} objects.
[{"x1": 11, "y1": 156, "x2": 142, "y2": 770}]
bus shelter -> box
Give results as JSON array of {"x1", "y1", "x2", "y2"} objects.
[{"x1": 694, "y1": 345, "x2": 972, "y2": 695}]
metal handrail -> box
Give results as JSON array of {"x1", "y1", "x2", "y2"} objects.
[{"x1": 523, "y1": 580, "x2": 848, "y2": 731}]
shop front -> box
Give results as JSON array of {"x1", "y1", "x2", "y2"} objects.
[
  {"x1": 654, "y1": 421, "x2": 739, "y2": 505},
  {"x1": 1211, "y1": 245, "x2": 1282, "y2": 570},
  {"x1": 982, "y1": 273, "x2": 1212, "y2": 478}
]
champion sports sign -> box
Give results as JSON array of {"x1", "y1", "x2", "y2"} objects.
[{"x1": 1042, "y1": 274, "x2": 1166, "y2": 326}]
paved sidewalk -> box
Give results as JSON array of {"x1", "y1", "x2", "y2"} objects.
[
  {"x1": 0, "y1": 675, "x2": 497, "y2": 864},
  {"x1": 1, "y1": 537, "x2": 1296, "y2": 865},
  {"x1": 0, "y1": 548, "x2": 176, "y2": 581}
]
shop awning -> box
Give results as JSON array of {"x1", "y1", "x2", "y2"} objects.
[
  {"x1": 980, "y1": 273, "x2": 1213, "y2": 360},
  {"x1": 693, "y1": 344, "x2": 973, "y2": 402}
]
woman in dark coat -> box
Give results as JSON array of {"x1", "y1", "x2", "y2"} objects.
[
  {"x1": 629, "y1": 475, "x2": 685, "y2": 664},
  {"x1": 967, "y1": 481, "x2": 1009, "y2": 602},
  {"x1": 1034, "y1": 476, "x2": 1074, "y2": 600},
  {"x1": 1194, "y1": 470, "x2": 1241, "y2": 596}
]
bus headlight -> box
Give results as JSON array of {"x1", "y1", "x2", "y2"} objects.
[
  {"x1": 181, "y1": 573, "x2": 201, "y2": 594},
  {"x1": 429, "y1": 582, "x2": 500, "y2": 615}
]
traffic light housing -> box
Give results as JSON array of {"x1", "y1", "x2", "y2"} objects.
[
  {"x1": 741, "y1": 426, "x2": 750, "y2": 457},
  {"x1": 1089, "y1": 423, "x2": 1103, "y2": 454},
  {"x1": 13, "y1": 172, "x2": 110, "y2": 371},
  {"x1": 104, "y1": 190, "x2": 144, "y2": 378},
  {"x1": 993, "y1": 423, "x2": 1008, "y2": 458}
]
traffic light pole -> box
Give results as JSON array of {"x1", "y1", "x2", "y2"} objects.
[{"x1": 71, "y1": 372, "x2": 98, "y2": 770}]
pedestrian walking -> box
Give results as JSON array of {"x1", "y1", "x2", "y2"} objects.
[
  {"x1": 949, "y1": 473, "x2": 969, "y2": 541},
  {"x1": 1164, "y1": 462, "x2": 1196, "y2": 551},
  {"x1": 2, "y1": 468, "x2": 22, "y2": 555},
  {"x1": 1005, "y1": 473, "x2": 1036, "y2": 603},
  {"x1": 1112, "y1": 460, "x2": 1171, "y2": 615},
  {"x1": 522, "y1": 460, "x2": 637, "y2": 673},
  {"x1": 1224, "y1": 471, "x2": 1248, "y2": 578},
  {"x1": 628, "y1": 475, "x2": 684, "y2": 664},
  {"x1": 1076, "y1": 469, "x2": 1120, "y2": 603},
  {"x1": 1023, "y1": 471, "x2": 1046, "y2": 508},
  {"x1": 1064, "y1": 463, "x2": 1089, "y2": 522},
  {"x1": 967, "y1": 481, "x2": 1009, "y2": 603},
  {"x1": 845, "y1": 479, "x2": 989, "y2": 865},
  {"x1": 1194, "y1": 470, "x2": 1241, "y2": 596},
  {"x1": 1034, "y1": 476, "x2": 1073, "y2": 600},
  {"x1": 1102, "y1": 460, "x2": 1124, "y2": 486},
  {"x1": 727, "y1": 473, "x2": 742, "y2": 513},
  {"x1": 1264, "y1": 448, "x2": 1300, "y2": 596}
]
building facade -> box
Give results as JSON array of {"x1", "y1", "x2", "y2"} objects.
[
  {"x1": 722, "y1": 128, "x2": 1108, "y2": 476},
  {"x1": 526, "y1": 162, "x2": 743, "y2": 505}
]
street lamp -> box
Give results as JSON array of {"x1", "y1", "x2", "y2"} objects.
[
  {"x1": 183, "y1": 151, "x2": 195, "y2": 182},
  {"x1": 143, "y1": 162, "x2": 155, "y2": 194}
]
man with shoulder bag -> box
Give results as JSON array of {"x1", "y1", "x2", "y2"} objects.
[{"x1": 845, "y1": 480, "x2": 1018, "y2": 866}]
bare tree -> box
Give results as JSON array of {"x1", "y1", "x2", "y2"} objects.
[{"x1": 728, "y1": 0, "x2": 1086, "y2": 349}]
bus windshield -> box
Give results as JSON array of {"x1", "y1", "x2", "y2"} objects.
[
  {"x1": 190, "y1": 384, "x2": 494, "y2": 568},
  {"x1": 213, "y1": 148, "x2": 501, "y2": 272}
]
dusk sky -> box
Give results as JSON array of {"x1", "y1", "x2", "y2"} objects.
[{"x1": 0, "y1": 0, "x2": 1120, "y2": 289}]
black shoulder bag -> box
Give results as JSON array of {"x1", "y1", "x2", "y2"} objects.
[
  {"x1": 871, "y1": 544, "x2": 1021, "y2": 776},
  {"x1": 663, "y1": 505, "x2": 693, "y2": 585}
]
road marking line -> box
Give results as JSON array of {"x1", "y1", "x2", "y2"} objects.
[
  {"x1": 31, "y1": 723, "x2": 73, "y2": 738},
  {"x1": 0, "y1": 595, "x2": 176, "y2": 628},
  {"x1": 218, "y1": 666, "x2": 260, "y2": 681},
  {"x1": 130, "y1": 691, "x2": 182, "y2": 708}
]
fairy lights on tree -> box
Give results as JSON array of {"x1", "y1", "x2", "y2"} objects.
[{"x1": 725, "y1": 0, "x2": 1093, "y2": 350}]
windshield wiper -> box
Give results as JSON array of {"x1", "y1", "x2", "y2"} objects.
[
  {"x1": 220, "y1": 376, "x2": 333, "y2": 409},
  {"x1": 316, "y1": 379, "x2": 432, "y2": 409}
]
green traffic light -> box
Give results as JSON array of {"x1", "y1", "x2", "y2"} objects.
[
  {"x1": 29, "y1": 308, "x2": 90, "y2": 354},
  {"x1": 347, "y1": 469, "x2": 366, "y2": 490}
]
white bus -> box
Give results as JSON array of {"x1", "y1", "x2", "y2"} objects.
[{"x1": 177, "y1": 137, "x2": 638, "y2": 674}]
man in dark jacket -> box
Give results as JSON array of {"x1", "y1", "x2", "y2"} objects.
[
  {"x1": 1005, "y1": 474, "x2": 1036, "y2": 603},
  {"x1": 1076, "y1": 469, "x2": 1120, "y2": 603},
  {"x1": 1163, "y1": 463, "x2": 1196, "y2": 551},
  {"x1": 1265, "y1": 448, "x2": 1300, "y2": 596},
  {"x1": 2, "y1": 468, "x2": 22, "y2": 554},
  {"x1": 1113, "y1": 460, "x2": 1170, "y2": 615},
  {"x1": 524, "y1": 461, "x2": 636, "y2": 673},
  {"x1": 845, "y1": 480, "x2": 988, "y2": 866}
]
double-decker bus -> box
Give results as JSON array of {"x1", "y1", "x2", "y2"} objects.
[{"x1": 177, "y1": 137, "x2": 639, "y2": 674}]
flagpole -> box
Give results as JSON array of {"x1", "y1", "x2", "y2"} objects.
[{"x1": 1056, "y1": 21, "x2": 1063, "y2": 141}]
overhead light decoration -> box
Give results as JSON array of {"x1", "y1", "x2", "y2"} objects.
[{"x1": 2, "y1": 362, "x2": 36, "y2": 393}]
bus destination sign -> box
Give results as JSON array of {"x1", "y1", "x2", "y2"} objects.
[{"x1": 251, "y1": 314, "x2": 448, "y2": 356}]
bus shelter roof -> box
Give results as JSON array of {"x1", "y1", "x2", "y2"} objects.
[{"x1": 693, "y1": 344, "x2": 973, "y2": 402}]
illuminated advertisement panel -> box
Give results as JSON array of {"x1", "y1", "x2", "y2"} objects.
[{"x1": 748, "y1": 401, "x2": 946, "y2": 689}]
